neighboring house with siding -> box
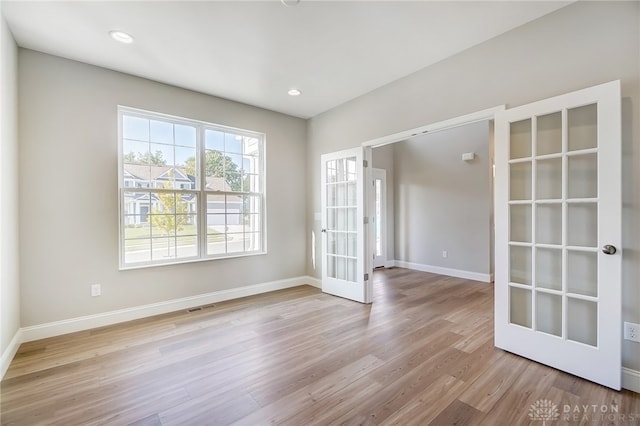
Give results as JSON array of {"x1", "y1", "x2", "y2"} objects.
[
  {"x1": 122, "y1": 164, "x2": 242, "y2": 227},
  {"x1": 205, "y1": 177, "x2": 243, "y2": 226}
]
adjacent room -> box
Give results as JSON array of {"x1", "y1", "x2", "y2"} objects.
[
  {"x1": 371, "y1": 121, "x2": 494, "y2": 283},
  {"x1": 1, "y1": 1, "x2": 639, "y2": 424}
]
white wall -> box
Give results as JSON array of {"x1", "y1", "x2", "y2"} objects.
[
  {"x1": 0, "y1": 13, "x2": 20, "y2": 371},
  {"x1": 371, "y1": 144, "x2": 394, "y2": 263},
  {"x1": 306, "y1": 1, "x2": 640, "y2": 371},
  {"x1": 392, "y1": 121, "x2": 491, "y2": 277},
  {"x1": 18, "y1": 50, "x2": 308, "y2": 327}
]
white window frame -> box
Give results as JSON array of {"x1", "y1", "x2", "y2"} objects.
[{"x1": 118, "y1": 106, "x2": 267, "y2": 269}]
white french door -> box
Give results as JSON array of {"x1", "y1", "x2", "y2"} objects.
[
  {"x1": 321, "y1": 147, "x2": 372, "y2": 303},
  {"x1": 495, "y1": 81, "x2": 621, "y2": 389}
]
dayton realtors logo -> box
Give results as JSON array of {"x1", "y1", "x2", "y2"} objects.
[
  {"x1": 529, "y1": 400, "x2": 560, "y2": 425},
  {"x1": 562, "y1": 403, "x2": 636, "y2": 423},
  {"x1": 529, "y1": 400, "x2": 638, "y2": 424}
]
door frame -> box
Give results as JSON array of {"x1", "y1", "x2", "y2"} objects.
[
  {"x1": 361, "y1": 105, "x2": 505, "y2": 277},
  {"x1": 361, "y1": 106, "x2": 505, "y2": 149}
]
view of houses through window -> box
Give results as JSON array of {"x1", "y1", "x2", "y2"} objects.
[{"x1": 119, "y1": 108, "x2": 265, "y2": 267}]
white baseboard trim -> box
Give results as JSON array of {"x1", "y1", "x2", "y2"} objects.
[
  {"x1": 1, "y1": 329, "x2": 23, "y2": 379},
  {"x1": 305, "y1": 275, "x2": 321, "y2": 288},
  {"x1": 393, "y1": 260, "x2": 492, "y2": 283},
  {"x1": 622, "y1": 367, "x2": 640, "y2": 393},
  {"x1": 20, "y1": 276, "x2": 318, "y2": 343}
]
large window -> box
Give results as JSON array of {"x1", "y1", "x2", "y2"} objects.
[{"x1": 119, "y1": 107, "x2": 265, "y2": 268}]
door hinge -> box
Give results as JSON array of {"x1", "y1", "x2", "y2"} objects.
[
  {"x1": 363, "y1": 217, "x2": 369, "y2": 224},
  {"x1": 364, "y1": 273, "x2": 369, "y2": 281},
  {"x1": 363, "y1": 160, "x2": 368, "y2": 168}
]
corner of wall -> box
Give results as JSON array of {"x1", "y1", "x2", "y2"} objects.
[
  {"x1": 0, "y1": 329, "x2": 21, "y2": 379},
  {"x1": 0, "y1": 12, "x2": 22, "y2": 378}
]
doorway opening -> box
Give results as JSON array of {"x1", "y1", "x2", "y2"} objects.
[{"x1": 369, "y1": 118, "x2": 496, "y2": 283}]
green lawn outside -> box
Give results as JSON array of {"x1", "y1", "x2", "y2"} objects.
[{"x1": 124, "y1": 224, "x2": 226, "y2": 251}]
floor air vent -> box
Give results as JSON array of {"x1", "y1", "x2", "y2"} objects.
[{"x1": 187, "y1": 303, "x2": 216, "y2": 313}]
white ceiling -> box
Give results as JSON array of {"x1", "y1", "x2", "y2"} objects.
[{"x1": 2, "y1": 1, "x2": 571, "y2": 119}]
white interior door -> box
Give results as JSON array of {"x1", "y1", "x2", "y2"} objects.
[
  {"x1": 372, "y1": 168, "x2": 387, "y2": 269},
  {"x1": 321, "y1": 147, "x2": 372, "y2": 303},
  {"x1": 494, "y1": 81, "x2": 621, "y2": 390}
]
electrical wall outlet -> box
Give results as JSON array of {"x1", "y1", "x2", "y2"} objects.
[
  {"x1": 442, "y1": 250, "x2": 448, "y2": 258},
  {"x1": 624, "y1": 322, "x2": 640, "y2": 342},
  {"x1": 91, "y1": 284, "x2": 101, "y2": 297}
]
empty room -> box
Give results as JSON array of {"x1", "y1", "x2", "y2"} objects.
[{"x1": 1, "y1": 1, "x2": 639, "y2": 425}]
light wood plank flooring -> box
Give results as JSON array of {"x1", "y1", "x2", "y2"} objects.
[{"x1": 1, "y1": 268, "x2": 638, "y2": 425}]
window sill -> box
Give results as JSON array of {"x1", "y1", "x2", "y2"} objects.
[{"x1": 119, "y1": 250, "x2": 268, "y2": 271}]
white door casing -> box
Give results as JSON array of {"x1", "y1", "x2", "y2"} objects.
[{"x1": 494, "y1": 81, "x2": 621, "y2": 389}]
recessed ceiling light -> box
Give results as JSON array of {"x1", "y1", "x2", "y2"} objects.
[
  {"x1": 281, "y1": 0, "x2": 301, "y2": 6},
  {"x1": 288, "y1": 88, "x2": 302, "y2": 96},
  {"x1": 109, "y1": 30, "x2": 134, "y2": 44}
]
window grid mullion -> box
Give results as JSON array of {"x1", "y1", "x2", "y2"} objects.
[
  {"x1": 119, "y1": 107, "x2": 264, "y2": 268},
  {"x1": 199, "y1": 126, "x2": 207, "y2": 258}
]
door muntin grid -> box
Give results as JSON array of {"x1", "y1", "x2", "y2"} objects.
[
  {"x1": 508, "y1": 103, "x2": 599, "y2": 347},
  {"x1": 325, "y1": 157, "x2": 358, "y2": 283}
]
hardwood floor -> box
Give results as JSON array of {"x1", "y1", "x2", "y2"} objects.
[{"x1": 1, "y1": 268, "x2": 638, "y2": 425}]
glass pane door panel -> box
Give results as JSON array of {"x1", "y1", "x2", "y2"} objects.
[
  {"x1": 537, "y1": 112, "x2": 562, "y2": 155},
  {"x1": 335, "y1": 159, "x2": 346, "y2": 182},
  {"x1": 336, "y1": 208, "x2": 347, "y2": 231},
  {"x1": 536, "y1": 248, "x2": 562, "y2": 291},
  {"x1": 567, "y1": 251, "x2": 598, "y2": 297},
  {"x1": 568, "y1": 154, "x2": 597, "y2": 199},
  {"x1": 567, "y1": 298, "x2": 598, "y2": 346},
  {"x1": 336, "y1": 233, "x2": 346, "y2": 256},
  {"x1": 346, "y1": 158, "x2": 357, "y2": 181},
  {"x1": 327, "y1": 160, "x2": 337, "y2": 183},
  {"x1": 510, "y1": 119, "x2": 532, "y2": 159},
  {"x1": 347, "y1": 182, "x2": 357, "y2": 206},
  {"x1": 327, "y1": 232, "x2": 336, "y2": 255},
  {"x1": 336, "y1": 183, "x2": 347, "y2": 206},
  {"x1": 336, "y1": 257, "x2": 346, "y2": 280},
  {"x1": 347, "y1": 259, "x2": 357, "y2": 282},
  {"x1": 510, "y1": 287, "x2": 532, "y2": 328},
  {"x1": 327, "y1": 184, "x2": 336, "y2": 207},
  {"x1": 347, "y1": 208, "x2": 357, "y2": 232},
  {"x1": 348, "y1": 233, "x2": 357, "y2": 257},
  {"x1": 327, "y1": 255, "x2": 336, "y2": 278},
  {"x1": 536, "y1": 158, "x2": 562, "y2": 199},
  {"x1": 567, "y1": 204, "x2": 598, "y2": 247},
  {"x1": 510, "y1": 205, "x2": 532, "y2": 243},
  {"x1": 327, "y1": 208, "x2": 336, "y2": 230},
  {"x1": 536, "y1": 204, "x2": 562, "y2": 245},
  {"x1": 568, "y1": 104, "x2": 597, "y2": 151},
  {"x1": 510, "y1": 162, "x2": 532, "y2": 200},
  {"x1": 325, "y1": 155, "x2": 358, "y2": 284},
  {"x1": 536, "y1": 292, "x2": 562, "y2": 337},
  {"x1": 510, "y1": 246, "x2": 532, "y2": 285}
]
